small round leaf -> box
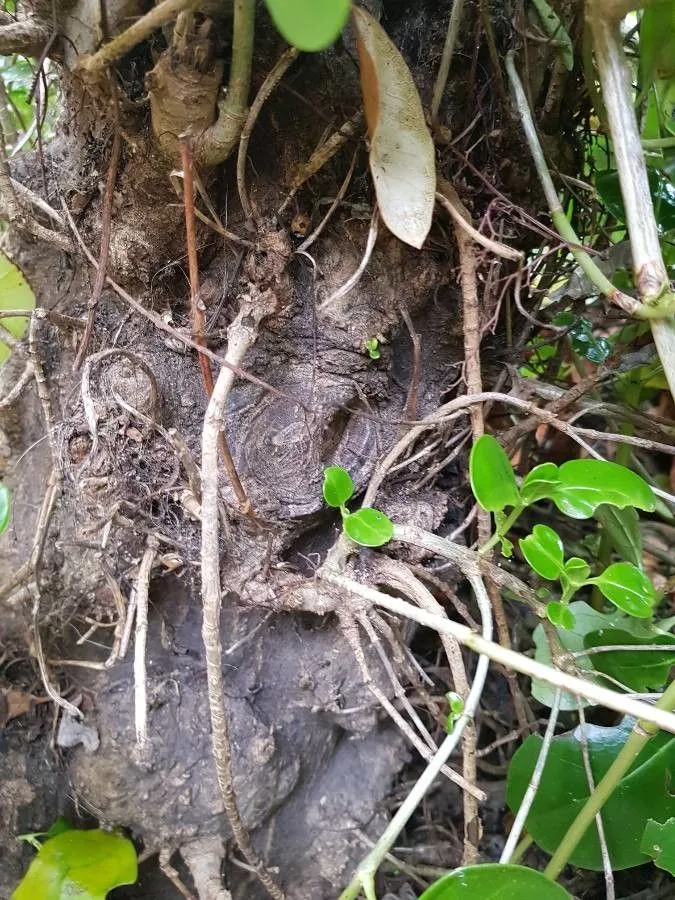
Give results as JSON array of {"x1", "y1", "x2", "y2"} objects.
[
  {"x1": 547, "y1": 601, "x2": 576, "y2": 630},
  {"x1": 520, "y1": 462, "x2": 560, "y2": 505},
  {"x1": 419, "y1": 863, "x2": 572, "y2": 899},
  {"x1": 563, "y1": 557, "x2": 591, "y2": 586},
  {"x1": 343, "y1": 508, "x2": 393, "y2": 547},
  {"x1": 469, "y1": 434, "x2": 520, "y2": 512},
  {"x1": 0, "y1": 483, "x2": 10, "y2": 535},
  {"x1": 520, "y1": 524, "x2": 565, "y2": 580},
  {"x1": 592, "y1": 562, "x2": 658, "y2": 618},
  {"x1": 322, "y1": 466, "x2": 354, "y2": 508},
  {"x1": 264, "y1": 0, "x2": 351, "y2": 51}
]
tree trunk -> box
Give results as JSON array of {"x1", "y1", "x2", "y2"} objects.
[{"x1": 0, "y1": 1, "x2": 575, "y2": 896}]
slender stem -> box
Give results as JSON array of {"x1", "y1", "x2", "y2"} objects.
[
  {"x1": 510, "y1": 833, "x2": 534, "y2": 865},
  {"x1": 504, "y1": 50, "x2": 641, "y2": 318},
  {"x1": 478, "y1": 504, "x2": 523, "y2": 557},
  {"x1": 321, "y1": 558, "x2": 675, "y2": 735},
  {"x1": 201, "y1": 304, "x2": 282, "y2": 900},
  {"x1": 338, "y1": 563, "x2": 493, "y2": 900},
  {"x1": 501, "y1": 689, "x2": 562, "y2": 863},
  {"x1": 642, "y1": 136, "x2": 675, "y2": 150},
  {"x1": 79, "y1": 0, "x2": 200, "y2": 73},
  {"x1": 431, "y1": 0, "x2": 465, "y2": 121},
  {"x1": 199, "y1": 0, "x2": 256, "y2": 166},
  {"x1": 544, "y1": 678, "x2": 675, "y2": 880},
  {"x1": 587, "y1": 9, "x2": 675, "y2": 401}
]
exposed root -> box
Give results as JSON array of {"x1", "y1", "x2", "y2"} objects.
[
  {"x1": 133, "y1": 536, "x2": 158, "y2": 759},
  {"x1": 201, "y1": 298, "x2": 284, "y2": 900},
  {"x1": 294, "y1": 147, "x2": 358, "y2": 255},
  {"x1": 319, "y1": 207, "x2": 379, "y2": 310}
]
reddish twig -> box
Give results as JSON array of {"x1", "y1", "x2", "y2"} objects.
[{"x1": 180, "y1": 139, "x2": 254, "y2": 516}]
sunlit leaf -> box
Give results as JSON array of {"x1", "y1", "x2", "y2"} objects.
[
  {"x1": 520, "y1": 462, "x2": 560, "y2": 505},
  {"x1": 343, "y1": 507, "x2": 393, "y2": 546},
  {"x1": 591, "y1": 562, "x2": 658, "y2": 618},
  {"x1": 562, "y1": 557, "x2": 591, "y2": 586},
  {"x1": 550, "y1": 460, "x2": 656, "y2": 519},
  {"x1": 584, "y1": 628, "x2": 675, "y2": 692},
  {"x1": 352, "y1": 6, "x2": 435, "y2": 248},
  {"x1": 0, "y1": 251, "x2": 35, "y2": 364},
  {"x1": 507, "y1": 718, "x2": 675, "y2": 870},
  {"x1": 641, "y1": 818, "x2": 675, "y2": 875},
  {"x1": 469, "y1": 435, "x2": 520, "y2": 512},
  {"x1": 322, "y1": 465, "x2": 354, "y2": 508},
  {"x1": 12, "y1": 828, "x2": 137, "y2": 900},
  {"x1": 419, "y1": 863, "x2": 572, "y2": 899},
  {"x1": 520, "y1": 524, "x2": 565, "y2": 580},
  {"x1": 264, "y1": 0, "x2": 351, "y2": 51},
  {"x1": 546, "y1": 601, "x2": 575, "y2": 630}
]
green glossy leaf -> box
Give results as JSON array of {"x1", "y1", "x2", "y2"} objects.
[
  {"x1": 12, "y1": 829, "x2": 137, "y2": 900},
  {"x1": 507, "y1": 718, "x2": 675, "y2": 870},
  {"x1": 596, "y1": 168, "x2": 675, "y2": 234},
  {"x1": 563, "y1": 557, "x2": 591, "y2": 585},
  {"x1": 584, "y1": 628, "x2": 675, "y2": 691},
  {"x1": 546, "y1": 601, "x2": 576, "y2": 630},
  {"x1": 322, "y1": 466, "x2": 354, "y2": 508},
  {"x1": 591, "y1": 562, "x2": 658, "y2": 618},
  {"x1": 550, "y1": 460, "x2": 656, "y2": 519},
  {"x1": 531, "y1": 601, "x2": 658, "y2": 710},
  {"x1": 641, "y1": 1, "x2": 675, "y2": 87},
  {"x1": 469, "y1": 435, "x2": 520, "y2": 512},
  {"x1": 264, "y1": 0, "x2": 351, "y2": 51},
  {"x1": 46, "y1": 818, "x2": 72, "y2": 839},
  {"x1": 520, "y1": 524, "x2": 565, "y2": 580},
  {"x1": 0, "y1": 483, "x2": 10, "y2": 535},
  {"x1": 520, "y1": 462, "x2": 560, "y2": 505},
  {"x1": 419, "y1": 863, "x2": 572, "y2": 899},
  {"x1": 641, "y1": 818, "x2": 675, "y2": 875},
  {"x1": 594, "y1": 504, "x2": 642, "y2": 568},
  {"x1": 0, "y1": 251, "x2": 35, "y2": 364},
  {"x1": 343, "y1": 507, "x2": 393, "y2": 547}
]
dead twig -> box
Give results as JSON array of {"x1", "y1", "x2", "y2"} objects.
[
  {"x1": 294, "y1": 147, "x2": 358, "y2": 255},
  {"x1": 134, "y1": 536, "x2": 158, "y2": 756},
  {"x1": 180, "y1": 139, "x2": 253, "y2": 515},
  {"x1": 278, "y1": 111, "x2": 362, "y2": 215},
  {"x1": 201, "y1": 298, "x2": 283, "y2": 900}
]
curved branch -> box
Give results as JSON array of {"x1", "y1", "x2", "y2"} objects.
[{"x1": 0, "y1": 19, "x2": 50, "y2": 58}]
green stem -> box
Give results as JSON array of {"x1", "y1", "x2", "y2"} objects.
[
  {"x1": 504, "y1": 50, "x2": 641, "y2": 319},
  {"x1": 544, "y1": 678, "x2": 675, "y2": 880},
  {"x1": 198, "y1": 0, "x2": 256, "y2": 165},
  {"x1": 478, "y1": 505, "x2": 524, "y2": 557},
  {"x1": 511, "y1": 833, "x2": 534, "y2": 865},
  {"x1": 642, "y1": 136, "x2": 675, "y2": 150}
]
